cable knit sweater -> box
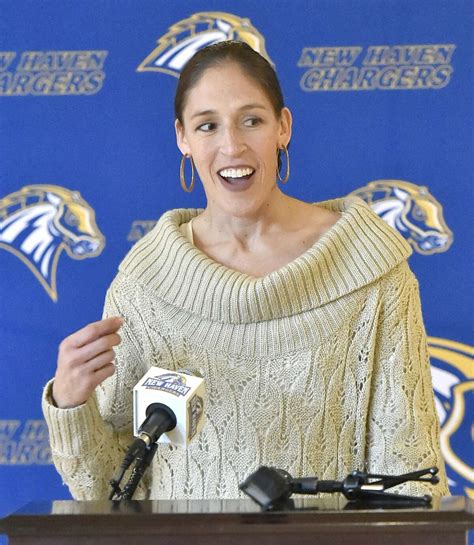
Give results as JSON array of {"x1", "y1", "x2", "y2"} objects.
[{"x1": 42, "y1": 197, "x2": 449, "y2": 499}]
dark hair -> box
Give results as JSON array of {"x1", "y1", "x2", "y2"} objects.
[{"x1": 174, "y1": 41, "x2": 284, "y2": 124}]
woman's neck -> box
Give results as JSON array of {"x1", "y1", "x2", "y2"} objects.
[{"x1": 194, "y1": 189, "x2": 306, "y2": 252}]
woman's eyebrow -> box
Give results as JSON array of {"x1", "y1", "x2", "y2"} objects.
[
  {"x1": 190, "y1": 103, "x2": 267, "y2": 120},
  {"x1": 191, "y1": 109, "x2": 216, "y2": 120},
  {"x1": 238, "y1": 103, "x2": 266, "y2": 111}
]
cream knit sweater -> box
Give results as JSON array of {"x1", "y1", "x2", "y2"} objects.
[{"x1": 42, "y1": 197, "x2": 449, "y2": 499}]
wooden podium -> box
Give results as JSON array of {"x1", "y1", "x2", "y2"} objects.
[{"x1": 1, "y1": 496, "x2": 472, "y2": 545}]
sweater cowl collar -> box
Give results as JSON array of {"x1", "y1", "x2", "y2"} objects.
[{"x1": 119, "y1": 197, "x2": 411, "y2": 324}]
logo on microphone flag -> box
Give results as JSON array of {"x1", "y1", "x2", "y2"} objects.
[
  {"x1": 188, "y1": 394, "x2": 204, "y2": 441},
  {"x1": 142, "y1": 373, "x2": 191, "y2": 397}
]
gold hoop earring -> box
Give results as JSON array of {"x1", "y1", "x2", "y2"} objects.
[
  {"x1": 277, "y1": 146, "x2": 290, "y2": 184},
  {"x1": 180, "y1": 154, "x2": 195, "y2": 193}
]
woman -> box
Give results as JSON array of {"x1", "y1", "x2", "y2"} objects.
[{"x1": 43, "y1": 41, "x2": 449, "y2": 500}]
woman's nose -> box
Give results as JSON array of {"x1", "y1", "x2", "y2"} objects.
[{"x1": 220, "y1": 127, "x2": 246, "y2": 156}]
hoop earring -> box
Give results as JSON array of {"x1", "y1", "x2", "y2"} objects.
[
  {"x1": 277, "y1": 146, "x2": 290, "y2": 184},
  {"x1": 180, "y1": 154, "x2": 195, "y2": 193}
]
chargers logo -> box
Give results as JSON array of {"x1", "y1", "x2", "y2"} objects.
[
  {"x1": 428, "y1": 337, "x2": 474, "y2": 497},
  {"x1": 137, "y1": 11, "x2": 272, "y2": 77},
  {"x1": 143, "y1": 373, "x2": 191, "y2": 397},
  {"x1": 350, "y1": 180, "x2": 453, "y2": 254},
  {"x1": 0, "y1": 185, "x2": 105, "y2": 302},
  {"x1": 188, "y1": 394, "x2": 204, "y2": 441}
]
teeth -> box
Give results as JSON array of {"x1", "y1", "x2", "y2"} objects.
[{"x1": 219, "y1": 167, "x2": 254, "y2": 178}]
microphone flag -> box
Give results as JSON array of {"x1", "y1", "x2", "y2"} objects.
[{"x1": 133, "y1": 367, "x2": 205, "y2": 448}]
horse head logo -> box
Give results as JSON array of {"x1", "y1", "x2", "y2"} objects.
[
  {"x1": 137, "y1": 11, "x2": 272, "y2": 77},
  {"x1": 428, "y1": 337, "x2": 474, "y2": 497},
  {"x1": 0, "y1": 184, "x2": 105, "y2": 301},
  {"x1": 158, "y1": 373, "x2": 186, "y2": 385},
  {"x1": 350, "y1": 180, "x2": 453, "y2": 254}
]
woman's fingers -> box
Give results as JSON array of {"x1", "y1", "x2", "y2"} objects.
[
  {"x1": 61, "y1": 316, "x2": 123, "y2": 350},
  {"x1": 53, "y1": 316, "x2": 124, "y2": 409},
  {"x1": 84, "y1": 349, "x2": 117, "y2": 372},
  {"x1": 93, "y1": 362, "x2": 116, "y2": 385},
  {"x1": 74, "y1": 333, "x2": 121, "y2": 365}
]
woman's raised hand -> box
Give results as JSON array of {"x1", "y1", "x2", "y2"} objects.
[{"x1": 52, "y1": 316, "x2": 123, "y2": 409}]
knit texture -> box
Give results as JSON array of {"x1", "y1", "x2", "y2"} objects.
[{"x1": 42, "y1": 197, "x2": 449, "y2": 499}]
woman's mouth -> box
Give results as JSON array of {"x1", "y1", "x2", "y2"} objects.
[{"x1": 217, "y1": 167, "x2": 255, "y2": 192}]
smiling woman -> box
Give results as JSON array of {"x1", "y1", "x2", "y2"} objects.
[
  {"x1": 42, "y1": 41, "x2": 449, "y2": 501},
  {"x1": 175, "y1": 63, "x2": 290, "y2": 200},
  {"x1": 173, "y1": 42, "x2": 340, "y2": 277}
]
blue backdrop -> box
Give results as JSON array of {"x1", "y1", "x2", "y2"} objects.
[{"x1": 1, "y1": 0, "x2": 472, "y2": 531}]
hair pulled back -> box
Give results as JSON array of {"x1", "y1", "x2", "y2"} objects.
[{"x1": 174, "y1": 41, "x2": 284, "y2": 124}]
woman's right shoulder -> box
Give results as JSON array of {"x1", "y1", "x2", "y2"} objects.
[{"x1": 114, "y1": 207, "x2": 201, "y2": 283}]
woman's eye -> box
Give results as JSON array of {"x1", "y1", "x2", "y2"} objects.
[
  {"x1": 244, "y1": 117, "x2": 261, "y2": 127},
  {"x1": 197, "y1": 122, "x2": 216, "y2": 132}
]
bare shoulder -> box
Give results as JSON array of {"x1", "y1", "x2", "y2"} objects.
[
  {"x1": 313, "y1": 205, "x2": 341, "y2": 232},
  {"x1": 295, "y1": 201, "x2": 341, "y2": 240}
]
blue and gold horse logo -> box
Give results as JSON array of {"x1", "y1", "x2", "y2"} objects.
[
  {"x1": 0, "y1": 184, "x2": 105, "y2": 302},
  {"x1": 137, "y1": 11, "x2": 272, "y2": 77},
  {"x1": 350, "y1": 180, "x2": 453, "y2": 254},
  {"x1": 428, "y1": 337, "x2": 473, "y2": 497}
]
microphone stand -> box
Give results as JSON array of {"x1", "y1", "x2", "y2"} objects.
[
  {"x1": 239, "y1": 466, "x2": 440, "y2": 510},
  {"x1": 109, "y1": 405, "x2": 175, "y2": 500},
  {"x1": 109, "y1": 443, "x2": 158, "y2": 501},
  {"x1": 120, "y1": 443, "x2": 158, "y2": 500}
]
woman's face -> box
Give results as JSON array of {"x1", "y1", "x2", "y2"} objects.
[{"x1": 175, "y1": 62, "x2": 292, "y2": 218}]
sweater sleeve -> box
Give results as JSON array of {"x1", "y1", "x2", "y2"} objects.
[
  {"x1": 366, "y1": 262, "x2": 450, "y2": 496},
  {"x1": 42, "y1": 272, "x2": 151, "y2": 500}
]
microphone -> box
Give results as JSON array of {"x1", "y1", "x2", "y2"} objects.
[
  {"x1": 133, "y1": 367, "x2": 205, "y2": 448},
  {"x1": 239, "y1": 466, "x2": 438, "y2": 509},
  {"x1": 109, "y1": 367, "x2": 205, "y2": 500}
]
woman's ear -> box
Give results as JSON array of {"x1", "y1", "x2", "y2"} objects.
[
  {"x1": 278, "y1": 107, "x2": 292, "y2": 148},
  {"x1": 175, "y1": 119, "x2": 190, "y2": 155}
]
